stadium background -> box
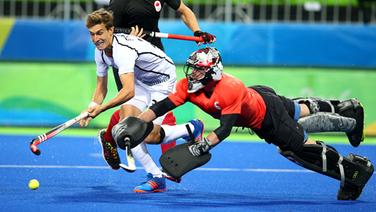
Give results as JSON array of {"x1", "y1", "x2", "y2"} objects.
[
  {"x1": 1, "y1": 2, "x2": 376, "y2": 210},
  {"x1": 0, "y1": 0, "x2": 376, "y2": 136}
]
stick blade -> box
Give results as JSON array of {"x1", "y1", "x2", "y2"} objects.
[
  {"x1": 119, "y1": 145, "x2": 136, "y2": 172},
  {"x1": 30, "y1": 140, "x2": 41, "y2": 155},
  {"x1": 119, "y1": 163, "x2": 136, "y2": 172}
]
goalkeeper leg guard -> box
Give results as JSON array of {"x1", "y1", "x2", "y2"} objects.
[
  {"x1": 338, "y1": 99, "x2": 365, "y2": 147},
  {"x1": 294, "y1": 97, "x2": 339, "y2": 113},
  {"x1": 295, "y1": 98, "x2": 364, "y2": 147},
  {"x1": 337, "y1": 154, "x2": 374, "y2": 200},
  {"x1": 298, "y1": 112, "x2": 355, "y2": 133},
  {"x1": 279, "y1": 141, "x2": 374, "y2": 200}
]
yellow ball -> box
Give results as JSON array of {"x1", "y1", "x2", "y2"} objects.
[{"x1": 28, "y1": 179, "x2": 39, "y2": 190}]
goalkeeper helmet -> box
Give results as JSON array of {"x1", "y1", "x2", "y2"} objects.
[{"x1": 183, "y1": 47, "x2": 223, "y2": 93}]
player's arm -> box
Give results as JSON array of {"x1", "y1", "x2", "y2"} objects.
[
  {"x1": 90, "y1": 72, "x2": 135, "y2": 118},
  {"x1": 91, "y1": 75, "x2": 108, "y2": 104},
  {"x1": 211, "y1": 114, "x2": 240, "y2": 146},
  {"x1": 138, "y1": 97, "x2": 178, "y2": 122},
  {"x1": 176, "y1": 1, "x2": 200, "y2": 32},
  {"x1": 80, "y1": 68, "x2": 108, "y2": 127},
  {"x1": 172, "y1": 0, "x2": 216, "y2": 44},
  {"x1": 188, "y1": 114, "x2": 239, "y2": 156}
]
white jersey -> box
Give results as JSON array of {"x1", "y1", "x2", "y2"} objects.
[{"x1": 94, "y1": 33, "x2": 176, "y2": 88}]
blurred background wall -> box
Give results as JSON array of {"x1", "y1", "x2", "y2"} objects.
[{"x1": 0, "y1": 0, "x2": 376, "y2": 134}]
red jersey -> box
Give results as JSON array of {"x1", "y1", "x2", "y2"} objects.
[{"x1": 168, "y1": 74, "x2": 266, "y2": 129}]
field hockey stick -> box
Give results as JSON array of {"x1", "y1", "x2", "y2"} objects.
[
  {"x1": 119, "y1": 137, "x2": 136, "y2": 172},
  {"x1": 114, "y1": 28, "x2": 204, "y2": 43},
  {"x1": 30, "y1": 112, "x2": 90, "y2": 156}
]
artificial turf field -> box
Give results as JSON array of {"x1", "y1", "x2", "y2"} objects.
[
  {"x1": 0, "y1": 129, "x2": 375, "y2": 211},
  {"x1": 1, "y1": 62, "x2": 376, "y2": 211}
]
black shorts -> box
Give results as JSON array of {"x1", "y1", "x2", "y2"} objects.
[{"x1": 251, "y1": 85, "x2": 305, "y2": 153}]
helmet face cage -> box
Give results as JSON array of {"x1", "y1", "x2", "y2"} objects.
[{"x1": 184, "y1": 47, "x2": 223, "y2": 93}]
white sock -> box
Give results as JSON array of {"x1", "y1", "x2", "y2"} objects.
[
  {"x1": 161, "y1": 123, "x2": 194, "y2": 144},
  {"x1": 131, "y1": 142, "x2": 162, "y2": 177}
]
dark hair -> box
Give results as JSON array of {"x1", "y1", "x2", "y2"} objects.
[{"x1": 86, "y1": 8, "x2": 113, "y2": 29}]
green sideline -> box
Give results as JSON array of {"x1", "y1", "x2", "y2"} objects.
[{"x1": 1, "y1": 127, "x2": 375, "y2": 145}]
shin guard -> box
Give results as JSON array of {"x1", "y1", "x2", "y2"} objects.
[
  {"x1": 298, "y1": 112, "x2": 355, "y2": 133},
  {"x1": 279, "y1": 141, "x2": 374, "y2": 189}
]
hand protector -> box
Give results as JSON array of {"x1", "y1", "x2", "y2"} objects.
[
  {"x1": 194, "y1": 31, "x2": 216, "y2": 44},
  {"x1": 188, "y1": 138, "x2": 211, "y2": 156}
]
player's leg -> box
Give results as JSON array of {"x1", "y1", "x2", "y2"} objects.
[
  {"x1": 295, "y1": 97, "x2": 364, "y2": 147},
  {"x1": 146, "y1": 86, "x2": 204, "y2": 146},
  {"x1": 273, "y1": 119, "x2": 373, "y2": 200},
  {"x1": 114, "y1": 117, "x2": 204, "y2": 146},
  {"x1": 106, "y1": 83, "x2": 167, "y2": 192},
  {"x1": 160, "y1": 112, "x2": 176, "y2": 154},
  {"x1": 120, "y1": 89, "x2": 168, "y2": 192},
  {"x1": 157, "y1": 119, "x2": 204, "y2": 144},
  {"x1": 338, "y1": 99, "x2": 364, "y2": 147},
  {"x1": 284, "y1": 97, "x2": 358, "y2": 134},
  {"x1": 118, "y1": 104, "x2": 167, "y2": 193},
  {"x1": 257, "y1": 93, "x2": 373, "y2": 200},
  {"x1": 276, "y1": 113, "x2": 373, "y2": 200},
  {"x1": 279, "y1": 139, "x2": 374, "y2": 200},
  {"x1": 112, "y1": 116, "x2": 204, "y2": 184}
]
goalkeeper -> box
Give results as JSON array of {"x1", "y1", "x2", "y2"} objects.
[{"x1": 114, "y1": 47, "x2": 373, "y2": 200}]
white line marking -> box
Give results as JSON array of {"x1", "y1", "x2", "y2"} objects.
[
  {"x1": 0, "y1": 165, "x2": 109, "y2": 169},
  {"x1": 0, "y1": 165, "x2": 313, "y2": 173}
]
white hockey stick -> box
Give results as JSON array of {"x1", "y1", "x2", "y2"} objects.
[{"x1": 119, "y1": 137, "x2": 136, "y2": 172}]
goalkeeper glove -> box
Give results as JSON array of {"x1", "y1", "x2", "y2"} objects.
[
  {"x1": 194, "y1": 31, "x2": 216, "y2": 44},
  {"x1": 188, "y1": 137, "x2": 211, "y2": 156}
]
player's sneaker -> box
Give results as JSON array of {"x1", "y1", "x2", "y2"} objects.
[
  {"x1": 182, "y1": 119, "x2": 204, "y2": 143},
  {"x1": 133, "y1": 173, "x2": 166, "y2": 193},
  {"x1": 337, "y1": 154, "x2": 374, "y2": 200},
  {"x1": 338, "y1": 99, "x2": 365, "y2": 147},
  {"x1": 98, "y1": 129, "x2": 120, "y2": 170}
]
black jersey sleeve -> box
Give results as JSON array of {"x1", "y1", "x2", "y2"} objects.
[
  {"x1": 165, "y1": 0, "x2": 181, "y2": 10},
  {"x1": 214, "y1": 114, "x2": 240, "y2": 141}
]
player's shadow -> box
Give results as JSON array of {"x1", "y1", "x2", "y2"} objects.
[{"x1": 51, "y1": 186, "x2": 343, "y2": 209}]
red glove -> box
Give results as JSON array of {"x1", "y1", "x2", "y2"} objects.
[{"x1": 194, "y1": 31, "x2": 216, "y2": 44}]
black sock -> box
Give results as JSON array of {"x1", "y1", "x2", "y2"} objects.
[{"x1": 159, "y1": 127, "x2": 166, "y2": 144}]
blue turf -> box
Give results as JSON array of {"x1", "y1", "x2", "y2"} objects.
[{"x1": 0, "y1": 134, "x2": 375, "y2": 211}]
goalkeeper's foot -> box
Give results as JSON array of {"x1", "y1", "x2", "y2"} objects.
[
  {"x1": 183, "y1": 119, "x2": 204, "y2": 143},
  {"x1": 98, "y1": 129, "x2": 120, "y2": 170},
  {"x1": 133, "y1": 173, "x2": 166, "y2": 193},
  {"x1": 337, "y1": 154, "x2": 374, "y2": 200},
  {"x1": 338, "y1": 99, "x2": 364, "y2": 147}
]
